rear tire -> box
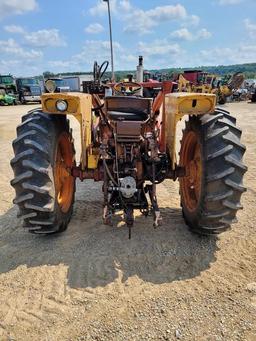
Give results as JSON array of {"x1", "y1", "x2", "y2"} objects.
[
  {"x1": 179, "y1": 108, "x2": 247, "y2": 235},
  {"x1": 11, "y1": 109, "x2": 76, "y2": 234},
  {"x1": 20, "y1": 96, "x2": 26, "y2": 104},
  {"x1": 218, "y1": 95, "x2": 227, "y2": 105}
]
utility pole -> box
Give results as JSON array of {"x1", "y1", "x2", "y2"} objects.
[{"x1": 103, "y1": 0, "x2": 115, "y2": 82}]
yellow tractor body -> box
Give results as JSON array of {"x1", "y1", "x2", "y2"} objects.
[
  {"x1": 165, "y1": 92, "x2": 216, "y2": 168},
  {"x1": 41, "y1": 92, "x2": 93, "y2": 170}
]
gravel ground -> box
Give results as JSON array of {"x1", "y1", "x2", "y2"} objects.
[{"x1": 0, "y1": 102, "x2": 255, "y2": 341}]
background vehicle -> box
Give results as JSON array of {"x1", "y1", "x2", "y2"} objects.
[
  {"x1": 44, "y1": 76, "x2": 80, "y2": 93},
  {"x1": 0, "y1": 88, "x2": 17, "y2": 105},
  {"x1": 244, "y1": 80, "x2": 256, "y2": 102},
  {"x1": 177, "y1": 70, "x2": 245, "y2": 104},
  {"x1": 16, "y1": 78, "x2": 42, "y2": 104},
  {"x1": 251, "y1": 89, "x2": 256, "y2": 102},
  {"x1": 0, "y1": 74, "x2": 17, "y2": 94}
]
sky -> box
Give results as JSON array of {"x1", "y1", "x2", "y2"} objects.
[{"x1": 0, "y1": 0, "x2": 256, "y2": 76}]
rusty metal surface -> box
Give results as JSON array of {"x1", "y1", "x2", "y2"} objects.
[
  {"x1": 105, "y1": 96, "x2": 152, "y2": 115},
  {"x1": 116, "y1": 121, "x2": 141, "y2": 137}
]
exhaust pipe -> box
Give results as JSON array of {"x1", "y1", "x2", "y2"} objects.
[{"x1": 136, "y1": 56, "x2": 144, "y2": 96}]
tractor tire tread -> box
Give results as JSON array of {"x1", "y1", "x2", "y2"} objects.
[
  {"x1": 180, "y1": 109, "x2": 247, "y2": 235},
  {"x1": 11, "y1": 108, "x2": 75, "y2": 234}
]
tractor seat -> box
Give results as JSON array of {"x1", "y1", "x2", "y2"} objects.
[
  {"x1": 105, "y1": 96, "x2": 152, "y2": 122},
  {"x1": 107, "y1": 110, "x2": 148, "y2": 121}
]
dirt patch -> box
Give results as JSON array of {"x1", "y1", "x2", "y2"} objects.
[{"x1": 0, "y1": 103, "x2": 255, "y2": 341}]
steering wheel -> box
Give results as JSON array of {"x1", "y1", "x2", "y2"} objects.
[
  {"x1": 93, "y1": 61, "x2": 109, "y2": 82},
  {"x1": 113, "y1": 81, "x2": 142, "y2": 96}
]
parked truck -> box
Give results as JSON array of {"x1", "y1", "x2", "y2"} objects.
[{"x1": 16, "y1": 78, "x2": 42, "y2": 104}]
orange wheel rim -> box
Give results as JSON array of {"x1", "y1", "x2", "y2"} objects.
[
  {"x1": 54, "y1": 132, "x2": 74, "y2": 213},
  {"x1": 180, "y1": 131, "x2": 202, "y2": 212}
]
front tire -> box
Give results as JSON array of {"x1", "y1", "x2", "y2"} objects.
[
  {"x1": 179, "y1": 109, "x2": 247, "y2": 235},
  {"x1": 20, "y1": 96, "x2": 26, "y2": 104},
  {"x1": 218, "y1": 95, "x2": 227, "y2": 105},
  {"x1": 11, "y1": 109, "x2": 76, "y2": 234}
]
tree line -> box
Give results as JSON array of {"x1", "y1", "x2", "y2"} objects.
[{"x1": 42, "y1": 62, "x2": 256, "y2": 80}]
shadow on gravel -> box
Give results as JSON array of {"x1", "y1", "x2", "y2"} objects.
[{"x1": 0, "y1": 203, "x2": 218, "y2": 289}]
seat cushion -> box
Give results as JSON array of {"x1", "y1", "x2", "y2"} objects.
[
  {"x1": 107, "y1": 110, "x2": 148, "y2": 121},
  {"x1": 105, "y1": 96, "x2": 152, "y2": 121}
]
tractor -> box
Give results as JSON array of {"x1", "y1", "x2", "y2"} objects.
[
  {"x1": 177, "y1": 70, "x2": 245, "y2": 105},
  {"x1": 212, "y1": 72, "x2": 245, "y2": 104},
  {"x1": 0, "y1": 74, "x2": 17, "y2": 95},
  {"x1": 10, "y1": 56, "x2": 247, "y2": 238},
  {"x1": 0, "y1": 88, "x2": 17, "y2": 106}
]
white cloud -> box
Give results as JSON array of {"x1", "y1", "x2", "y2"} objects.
[
  {"x1": 47, "y1": 39, "x2": 148, "y2": 73},
  {"x1": 244, "y1": 19, "x2": 256, "y2": 39},
  {"x1": 89, "y1": 0, "x2": 117, "y2": 16},
  {"x1": 4, "y1": 25, "x2": 66, "y2": 48},
  {"x1": 89, "y1": 1, "x2": 200, "y2": 35},
  {"x1": 24, "y1": 29, "x2": 66, "y2": 48},
  {"x1": 48, "y1": 37, "x2": 181, "y2": 73},
  {"x1": 197, "y1": 28, "x2": 212, "y2": 39},
  {"x1": 123, "y1": 9, "x2": 156, "y2": 34},
  {"x1": 218, "y1": 0, "x2": 243, "y2": 5},
  {"x1": 170, "y1": 28, "x2": 193, "y2": 41},
  {"x1": 85, "y1": 23, "x2": 104, "y2": 34},
  {"x1": 138, "y1": 39, "x2": 181, "y2": 57},
  {"x1": 4, "y1": 25, "x2": 26, "y2": 34},
  {"x1": 200, "y1": 44, "x2": 256, "y2": 65},
  {"x1": 0, "y1": 38, "x2": 43, "y2": 59},
  {"x1": 170, "y1": 28, "x2": 212, "y2": 41},
  {"x1": 190, "y1": 15, "x2": 200, "y2": 26},
  {"x1": 180, "y1": 14, "x2": 200, "y2": 28},
  {"x1": 146, "y1": 4, "x2": 187, "y2": 21},
  {"x1": 47, "y1": 39, "x2": 125, "y2": 72},
  {"x1": 120, "y1": 54, "x2": 137, "y2": 63},
  {"x1": 74, "y1": 39, "x2": 122, "y2": 64},
  {"x1": 119, "y1": 0, "x2": 132, "y2": 11},
  {"x1": 239, "y1": 44, "x2": 256, "y2": 55},
  {"x1": 48, "y1": 60, "x2": 78, "y2": 70},
  {"x1": 136, "y1": 40, "x2": 185, "y2": 68},
  {"x1": 48, "y1": 38, "x2": 182, "y2": 73},
  {"x1": 0, "y1": 0, "x2": 38, "y2": 20},
  {"x1": 123, "y1": 4, "x2": 193, "y2": 35},
  {"x1": 0, "y1": 59, "x2": 42, "y2": 76}
]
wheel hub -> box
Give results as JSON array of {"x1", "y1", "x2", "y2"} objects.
[
  {"x1": 180, "y1": 130, "x2": 202, "y2": 212},
  {"x1": 54, "y1": 132, "x2": 74, "y2": 213}
]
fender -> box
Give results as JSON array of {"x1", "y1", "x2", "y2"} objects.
[
  {"x1": 41, "y1": 92, "x2": 92, "y2": 170},
  {"x1": 164, "y1": 92, "x2": 216, "y2": 169}
]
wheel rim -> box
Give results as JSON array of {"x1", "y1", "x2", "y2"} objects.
[
  {"x1": 180, "y1": 131, "x2": 202, "y2": 212},
  {"x1": 54, "y1": 132, "x2": 74, "y2": 213}
]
